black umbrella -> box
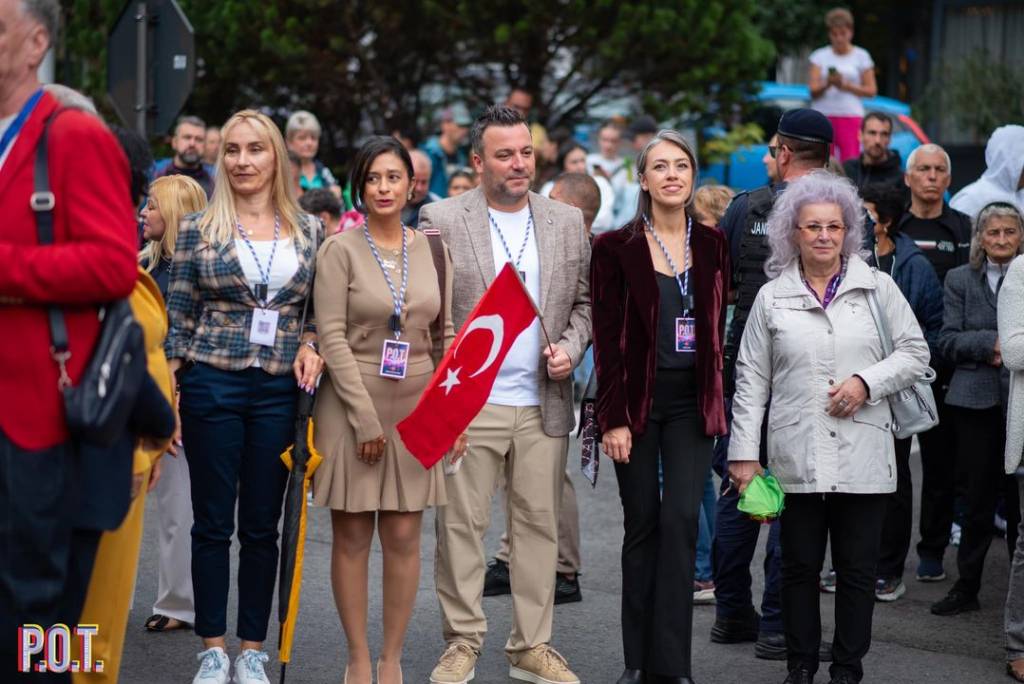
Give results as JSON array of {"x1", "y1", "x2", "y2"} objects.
[{"x1": 276, "y1": 389, "x2": 322, "y2": 683}]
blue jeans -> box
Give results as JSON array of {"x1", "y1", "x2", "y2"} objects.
[
  {"x1": 711, "y1": 399, "x2": 783, "y2": 633},
  {"x1": 695, "y1": 470, "x2": 717, "y2": 581},
  {"x1": 180, "y1": 363, "x2": 295, "y2": 641}
]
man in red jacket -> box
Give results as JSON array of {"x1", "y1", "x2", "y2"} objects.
[{"x1": 0, "y1": 1, "x2": 138, "y2": 678}]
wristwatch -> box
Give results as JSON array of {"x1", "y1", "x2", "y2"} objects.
[{"x1": 303, "y1": 339, "x2": 319, "y2": 353}]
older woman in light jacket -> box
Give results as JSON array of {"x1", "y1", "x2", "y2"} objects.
[
  {"x1": 728, "y1": 171, "x2": 929, "y2": 684},
  {"x1": 999, "y1": 253, "x2": 1024, "y2": 682}
]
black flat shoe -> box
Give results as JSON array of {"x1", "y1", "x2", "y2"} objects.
[
  {"x1": 930, "y1": 590, "x2": 980, "y2": 616},
  {"x1": 755, "y1": 631, "x2": 787, "y2": 660},
  {"x1": 616, "y1": 669, "x2": 645, "y2": 684},
  {"x1": 710, "y1": 607, "x2": 760, "y2": 643},
  {"x1": 554, "y1": 572, "x2": 582, "y2": 605},
  {"x1": 483, "y1": 558, "x2": 510, "y2": 596},
  {"x1": 783, "y1": 666, "x2": 814, "y2": 684},
  {"x1": 649, "y1": 678, "x2": 694, "y2": 684}
]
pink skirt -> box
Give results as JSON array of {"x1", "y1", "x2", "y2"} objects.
[{"x1": 828, "y1": 116, "x2": 862, "y2": 162}]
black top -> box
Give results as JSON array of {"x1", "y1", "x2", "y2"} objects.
[
  {"x1": 656, "y1": 272, "x2": 695, "y2": 370},
  {"x1": 901, "y1": 215, "x2": 959, "y2": 283},
  {"x1": 876, "y1": 250, "x2": 895, "y2": 276}
]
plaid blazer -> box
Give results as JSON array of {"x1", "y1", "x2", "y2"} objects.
[{"x1": 164, "y1": 211, "x2": 323, "y2": 375}]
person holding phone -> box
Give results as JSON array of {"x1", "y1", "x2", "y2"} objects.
[{"x1": 808, "y1": 8, "x2": 877, "y2": 162}]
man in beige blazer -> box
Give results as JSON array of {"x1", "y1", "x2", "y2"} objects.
[{"x1": 420, "y1": 105, "x2": 591, "y2": 684}]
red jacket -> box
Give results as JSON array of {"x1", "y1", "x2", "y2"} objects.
[
  {"x1": 591, "y1": 219, "x2": 730, "y2": 438},
  {"x1": 0, "y1": 92, "x2": 138, "y2": 450}
]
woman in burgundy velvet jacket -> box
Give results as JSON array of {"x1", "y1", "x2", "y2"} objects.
[{"x1": 591, "y1": 130, "x2": 729, "y2": 684}]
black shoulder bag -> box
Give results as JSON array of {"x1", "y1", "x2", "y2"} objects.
[{"x1": 34, "y1": 109, "x2": 147, "y2": 447}]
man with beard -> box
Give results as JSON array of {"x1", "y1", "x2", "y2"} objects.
[
  {"x1": 421, "y1": 105, "x2": 591, "y2": 684},
  {"x1": 154, "y1": 115, "x2": 214, "y2": 198},
  {"x1": 842, "y1": 112, "x2": 904, "y2": 192}
]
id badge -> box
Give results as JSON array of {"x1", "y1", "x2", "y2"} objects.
[
  {"x1": 249, "y1": 308, "x2": 279, "y2": 346},
  {"x1": 675, "y1": 317, "x2": 696, "y2": 353},
  {"x1": 379, "y1": 339, "x2": 410, "y2": 380}
]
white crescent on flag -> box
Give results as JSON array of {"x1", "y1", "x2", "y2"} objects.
[{"x1": 454, "y1": 314, "x2": 505, "y2": 378}]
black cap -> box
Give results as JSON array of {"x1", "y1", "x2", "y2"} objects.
[
  {"x1": 627, "y1": 115, "x2": 658, "y2": 138},
  {"x1": 777, "y1": 109, "x2": 833, "y2": 145}
]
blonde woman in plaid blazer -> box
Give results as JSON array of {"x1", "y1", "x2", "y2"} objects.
[{"x1": 165, "y1": 110, "x2": 324, "y2": 684}]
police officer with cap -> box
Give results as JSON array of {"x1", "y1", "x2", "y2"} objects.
[{"x1": 710, "y1": 109, "x2": 835, "y2": 659}]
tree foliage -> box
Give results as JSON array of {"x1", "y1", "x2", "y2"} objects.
[{"x1": 60, "y1": 0, "x2": 775, "y2": 166}]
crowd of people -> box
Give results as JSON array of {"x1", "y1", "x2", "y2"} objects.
[{"x1": 5, "y1": 2, "x2": 1024, "y2": 684}]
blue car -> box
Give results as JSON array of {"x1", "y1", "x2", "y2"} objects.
[{"x1": 703, "y1": 81, "x2": 930, "y2": 191}]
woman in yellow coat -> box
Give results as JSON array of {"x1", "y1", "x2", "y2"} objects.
[{"x1": 72, "y1": 268, "x2": 177, "y2": 683}]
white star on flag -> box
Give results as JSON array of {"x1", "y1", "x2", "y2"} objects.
[{"x1": 440, "y1": 367, "x2": 462, "y2": 395}]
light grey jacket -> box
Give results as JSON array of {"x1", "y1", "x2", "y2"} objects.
[
  {"x1": 999, "y1": 255, "x2": 1024, "y2": 473},
  {"x1": 417, "y1": 187, "x2": 592, "y2": 437},
  {"x1": 728, "y1": 255, "x2": 930, "y2": 494}
]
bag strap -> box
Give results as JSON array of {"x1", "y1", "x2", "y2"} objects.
[
  {"x1": 33, "y1": 107, "x2": 73, "y2": 388},
  {"x1": 422, "y1": 228, "x2": 446, "y2": 344},
  {"x1": 298, "y1": 215, "x2": 319, "y2": 340},
  {"x1": 865, "y1": 269, "x2": 895, "y2": 357}
]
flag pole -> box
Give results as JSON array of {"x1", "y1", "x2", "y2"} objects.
[{"x1": 514, "y1": 269, "x2": 565, "y2": 400}]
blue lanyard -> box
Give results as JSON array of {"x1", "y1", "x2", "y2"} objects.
[
  {"x1": 235, "y1": 213, "x2": 281, "y2": 306},
  {"x1": 645, "y1": 215, "x2": 693, "y2": 315},
  {"x1": 363, "y1": 225, "x2": 409, "y2": 339},
  {"x1": 488, "y1": 209, "x2": 533, "y2": 271},
  {"x1": 0, "y1": 89, "x2": 44, "y2": 165}
]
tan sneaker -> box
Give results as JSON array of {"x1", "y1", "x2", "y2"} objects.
[
  {"x1": 429, "y1": 642, "x2": 477, "y2": 684},
  {"x1": 508, "y1": 644, "x2": 580, "y2": 684}
]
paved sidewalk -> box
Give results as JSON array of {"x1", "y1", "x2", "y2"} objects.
[{"x1": 122, "y1": 440, "x2": 1010, "y2": 682}]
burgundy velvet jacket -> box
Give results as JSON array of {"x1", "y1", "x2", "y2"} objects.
[{"x1": 591, "y1": 219, "x2": 730, "y2": 438}]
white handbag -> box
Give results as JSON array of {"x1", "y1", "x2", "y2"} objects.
[{"x1": 864, "y1": 284, "x2": 939, "y2": 439}]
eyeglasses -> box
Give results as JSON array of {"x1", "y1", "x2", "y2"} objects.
[
  {"x1": 797, "y1": 223, "x2": 846, "y2": 235},
  {"x1": 768, "y1": 145, "x2": 779, "y2": 159}
]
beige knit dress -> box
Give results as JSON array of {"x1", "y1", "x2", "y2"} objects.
[{"x1": 311, "y1": 228, "x2": 453, "y2": 512}]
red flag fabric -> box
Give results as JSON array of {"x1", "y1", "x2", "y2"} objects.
[{"x1": 397, "y1": 263, "x2": 538, "y2": 468}]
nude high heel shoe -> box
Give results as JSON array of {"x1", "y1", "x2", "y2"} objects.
[{"x1": 376, "y1": 660, "x2": 403, "y2": 684}]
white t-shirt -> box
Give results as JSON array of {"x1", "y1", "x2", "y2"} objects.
[
  {"x1": 809, "y1": 45, "x2": 874, "y2": 117},
  {"x1": 0, "y1": 113, "x2": 18, "y2": 171},
  {"x1": 587, "y1": 152, "x2": 629, "y2": 193},
  {"x1": 235, "y1": 237, "x2": 300, "y2": 368},
  {"x1": 486, "y1": 205, "x2": 542, "y2": 407},
  {"x1": 235, "y1": 237, "x2": 300, "y2": 304}
]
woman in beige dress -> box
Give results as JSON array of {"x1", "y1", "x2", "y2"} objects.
[{"x1": 312, "y1": 135, "x2": 462, "y2": 684}]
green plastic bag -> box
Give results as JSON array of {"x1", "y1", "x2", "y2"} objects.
[{"x1": 737, "y1": 472, "x2": 785, "y2": 522}]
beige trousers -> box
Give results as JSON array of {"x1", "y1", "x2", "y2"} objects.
[
  {"x1": 434, "y1": 404, "x2": 568, "y2": 655},
  {"x1": 495, "y1": 468, "x2": 581, "y2": 575}
]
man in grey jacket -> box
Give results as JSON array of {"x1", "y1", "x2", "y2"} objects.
[{"x1": 420, "y1": 105, "x2": 591, "y2": 684}]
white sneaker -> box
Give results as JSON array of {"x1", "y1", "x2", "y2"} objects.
[
  {"x1": 233, "y1": 649, "x2": 270, "y2": 684},
  {"x1": 193, "y1": 647, "x2": 231, "y2": 684}
]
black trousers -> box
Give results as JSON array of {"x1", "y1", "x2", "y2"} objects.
[
  {"x1": 917, "y1": 376, "x2": 957, "y2": 563},
  {"x1": 781, "y1": 492, "x2": 887, "y2": 682},
  {"x1": 877, "y1": 437, "x2": 913, "y2": 579},
  {"x1": 614, "y1": 369, "x2": 713, "y2": 677},
  {"x1": 951, "y1": 405, "x2": 1020, "y2": 596},
  {"x1": 180, "y1": 363, "x2": 295, "y2": 641},
  {"x1": 0, "y1": 430, "x2": 101, "y2": 682}
]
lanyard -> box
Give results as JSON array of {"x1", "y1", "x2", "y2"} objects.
[
  {"x1": 364, "y1": 225, "x2": 409, "y2": 339},
  {"x1": 645, "y1": 214, "x2": 693, "y2": 315},
  {"x1": 488, "y1": 209, "x2": 533, "y2": 271},
  {"x1": 236, "y1": 213, "x2": 281, "y2": 306},
  {"x1": 0, "y1": 89, "x2": 44, "y2": 166}
]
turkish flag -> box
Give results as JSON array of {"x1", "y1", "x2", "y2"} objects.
[{"x1": 397, "y1": 263, "x2": 538, "y2": 468}]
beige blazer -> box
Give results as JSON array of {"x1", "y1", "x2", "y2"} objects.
[{"x1": 418, "y1": 187, "x2": 592, "y2": 437}]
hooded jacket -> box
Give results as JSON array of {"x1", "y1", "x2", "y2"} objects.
[
  {"x1": 843, "y1": 148, "x2": 904, "y2": 191},
  {"x1": 951, "y1": 125, "x2": 1024, "y2": 220},
  {"x1": 869, "y1": 231, "x2": 943, "y2": 358}
]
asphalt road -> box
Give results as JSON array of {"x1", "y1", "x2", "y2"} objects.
[{"x1": 121, "y1": 438, "x2": 1009, "y2": 683}]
